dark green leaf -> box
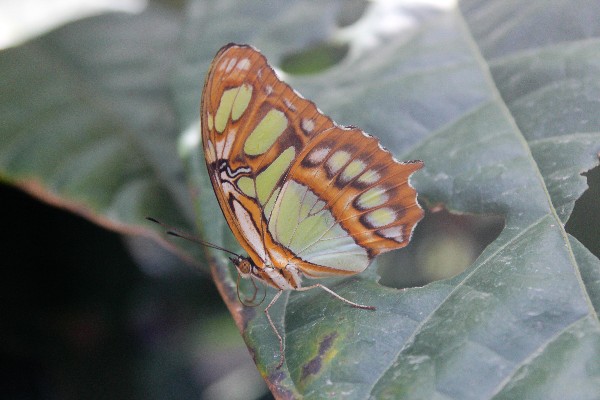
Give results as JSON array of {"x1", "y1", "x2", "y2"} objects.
[
  {"x1": 1, "y1": 0, "x2": 599, "y2": 398},
  {"x1": 0, "y1": 5, "x2": 204, "y2": 259},
  {"x1": 180, "y1": 1, "x2": 600, "y2": 398}
]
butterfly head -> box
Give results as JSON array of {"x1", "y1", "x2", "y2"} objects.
[
  {"x1": 230, "y1": 255, "x2": 256, "y2": 278},
  {"x1": 230, "y1": 255, "x2": 267, "y2": 307}
]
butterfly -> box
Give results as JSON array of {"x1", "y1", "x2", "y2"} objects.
[{"x1": 201, "y1": 43, "x2": 423, "y2": 368}]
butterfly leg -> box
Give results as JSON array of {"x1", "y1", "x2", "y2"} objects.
[
  {"x1": 297, "y1": 283, "x2": 376, "y2": 310},
  {"x1": 264, "y1": 289, "x2": 285, "y2": 369}
]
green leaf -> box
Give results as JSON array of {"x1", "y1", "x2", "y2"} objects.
[
  {"x1": 0, "y1": 4, "x2": 203, "y2": 260},
  {"x1": 1, "y1": 0, "x2": 599, "y2": 399}
]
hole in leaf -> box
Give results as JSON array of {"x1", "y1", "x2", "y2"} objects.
[
  {"x1": 566, "y1": 164, "x2": 600, "y2": 259},
  {"x1": 280, "y1": 43, "x2": 349, "y2": 75},
  {"x1": 378, "y1": 209, "x2": 504, "y2": 289},
  {"x1": 336, "y1": 0, "x2": 369, "y2": 27}
]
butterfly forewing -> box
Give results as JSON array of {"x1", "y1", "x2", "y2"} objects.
[
  {"x1": 202, "y1": 44, "x2": 335, "y2": 266},
  {"x1": 201, "y1": 44, "x2": 423, "y2": 283}
]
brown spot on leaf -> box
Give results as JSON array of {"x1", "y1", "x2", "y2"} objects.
[
  {"x1": 301, "y1": 356, "x2": 322, "y2": 380},
  {"x1": 301, "y1": 332, "x2": 338, "y2": 380},
  {"x1": 318, "y1": 332, "x2": 337, "y2": 354}
]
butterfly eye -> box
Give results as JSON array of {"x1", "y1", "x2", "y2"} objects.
[{"x1": 238, "y1": 259, "x2": 252, "y2": 275}]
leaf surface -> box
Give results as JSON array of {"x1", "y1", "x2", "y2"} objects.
[{"x1": 1, "y1": 0, "x2": 599, "y2": 398}]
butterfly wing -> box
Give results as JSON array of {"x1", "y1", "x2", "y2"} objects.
[
  {"x1": 201, "y1": 44, "x2": 335, "y2": 266},
  {"x1": 201, "y1": 44, "x2": 423, "y2": 278},
  {"x1": 268, "y1": 127, "x2": 423, "y2": 278}
]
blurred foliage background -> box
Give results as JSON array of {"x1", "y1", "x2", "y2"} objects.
[{"x1": 1, "y1": 0, "x2": 599, "y2": 399}]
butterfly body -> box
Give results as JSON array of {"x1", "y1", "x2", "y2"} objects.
[{"x1": 200, "y1": 44, "x2": 423, "y2": 367}]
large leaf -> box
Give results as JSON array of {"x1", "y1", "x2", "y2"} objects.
[
  {"x1": 0, "y1": 3, "x2": 203, "y2": 260},
  {"x1": 1, "y1": 0, "x2": 599, "y2": 398},
  {"x1": 177, "y1": 0, "x2": 600, "y2": 398}
]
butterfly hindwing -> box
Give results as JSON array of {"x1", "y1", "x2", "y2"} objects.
[{"x1": 269, "y1": 126, "x2": 423, "y2": 278}]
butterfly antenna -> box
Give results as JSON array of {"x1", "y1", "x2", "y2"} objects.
[{"x1": 146, "y1": 217, "x2": 241, "y2": 258}]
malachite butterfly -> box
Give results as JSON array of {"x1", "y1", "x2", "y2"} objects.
[{"x1": 201, "y1": 43, "x2": 424, "y2": 367}]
